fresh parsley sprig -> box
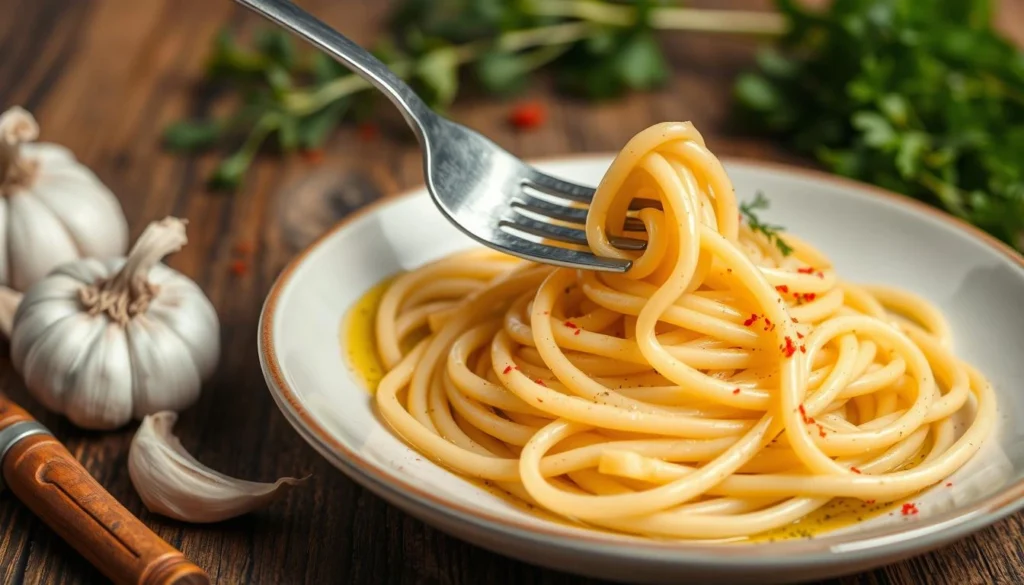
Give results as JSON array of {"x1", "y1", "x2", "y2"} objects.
[
  {"x1": 740, "y1": 192, "x2": 793, "y2": 256},
  {"x1": 164, "y1": 1, "x2": 783, "y2": 190},
  {"x1": 735, "y1": 0, "x2": 1024, "y2": 251}
]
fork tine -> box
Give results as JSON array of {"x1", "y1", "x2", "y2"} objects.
[
  {"x1": 525, "y1": 171, "x2": 596, "y2": 203},
  {"x1": 512, "y1": 196, "x2": 588, "y2": 225},
  {"x1": 490, "y1": 231, "x2": 632, "y2": 272},
  {"x1": 500, "y1": 217, "x2": 590, "y2": 247},
  {"x1": 623, "y1": 217, "x2": 646, "y2": 231},
  {"x1": 630, "y1": 198, "x2": 662, "y2": 211},
  {"x1": 513, "y1": 195, "x2": 648, "y2": 232},
  {"x1": 503, "y1": 215, "x2": 648, "y2": 251}
]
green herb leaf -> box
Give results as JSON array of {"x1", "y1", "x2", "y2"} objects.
[
  {"x1": 206, "y1": 28, "x2": 265, "y2": 79},
  {"x1": 256, "y1": 29, "x2": 297, "y2": 69},
  {"x1": 266, "y1": 65, "x2": 293, "y2": 96},
  {"x1": 735, "y1": 73, "x2": 781, "y2": 112},
  {"x1": 415, "y1": 47, "x2": 459, "y2": 107},
  {"x1": 476, "y1": 50, "x2": 528, "y2": 95},
  {"x1": 277, "y1": 114, "x2": 300, "y2": 152},
  {"x1": 297, "y1": 101, "x2": 349, "y2": 149},
  {"x1": 162, "y1": 121, "x2": 222, "y2": 152},
  {"x1": 614, "y1": 31, "x2": 669, "y2": 90},
  {"x1": 740, "y1": 192, "x2": 793, "y2": 256},
  {"x1": 736, "y1": 0, "x2": 1024, "y2": 251},
  {"x1": 895, "y1": 131, "x2": 929, "y2": 178},
  {"x1": 208, "y1": 152, "x2": 251, "y2": 190},
  {"x1": 312, "y1": 53, "x2": 347, "y2": 85},
  {"x1": 851, "y1": 111, "x2": 897, "y2": 148}
]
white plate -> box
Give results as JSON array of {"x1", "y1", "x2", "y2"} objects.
[{"x1": 258, "y1": 156, "x2": 1024, "y2": 584}]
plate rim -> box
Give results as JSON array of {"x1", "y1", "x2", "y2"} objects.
[{"x1": 258, "y1": 155, "x2": 1024, "y2": 569}]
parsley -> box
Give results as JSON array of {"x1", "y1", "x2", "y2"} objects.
[
  {"x1": 166, "y1": 0, "x2": 1024, "y2": 256},
  {"x1": 735, "y1": 0, "x2": 1024, "y2": 251},
  {"x1": 740, "y1": 192, "x2": 793, "y2": 256},
  {"x1": 165, "y1": 2, "x2": 783, "y2": 189}
]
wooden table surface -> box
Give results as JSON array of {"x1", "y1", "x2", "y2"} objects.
[{"x1": 1, "y1": 1, "x2": 1023, "y2": 584}]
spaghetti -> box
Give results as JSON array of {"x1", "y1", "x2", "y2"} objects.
[{"x1": 368, "y1": 122, "x2": 995, "y2": 539}]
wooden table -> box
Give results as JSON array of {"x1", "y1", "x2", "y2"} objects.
[{"x1": 1, "y1": 1, "x2": 1023, "y2": 583}]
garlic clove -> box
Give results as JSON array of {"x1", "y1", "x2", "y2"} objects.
[
  {"x1": 30, "y1": 151, "x2": 128, "y2": 258},
  {"x1": 129, "y1": 412, "x2": 307, "y2": 523},
  {"x1": 11, "y1": 297, "x2": 82, "y2": 366},
  {"x1": 7, "y1": 193, "x2": 79, "y2": 291},
  {"x1": 0, "y1": 198, "x2": 9, "y2": 285},
  {"x1": 64, "y1": 322, "x2": 133, "y2": 429},
  {"x1": 0, "y1": 285, "x2": 21, "y2": 337},
  {"x1": 144, "y1": 266, "x2": 220, "y2": 380},
  {"x1": 20, "y1": 313, "x2": 105, "y2": 415},
  {"x1": 21, "y1": 142, "x2": 74, "y2": 165},
  {"x1": 126, "y1": 316, "x2": 202, "y2": 418}
]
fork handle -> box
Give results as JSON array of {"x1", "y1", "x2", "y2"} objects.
[
  {"x1": 0, "y1": 400, "x2": 208, "y2": 585},
  {"x1": 235, "y1": 0, "x2": 432, "y2": 138}
]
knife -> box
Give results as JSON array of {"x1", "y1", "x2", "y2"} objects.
[{"x1": 0, "y1": 396, "x2": 209, "y2": 585}]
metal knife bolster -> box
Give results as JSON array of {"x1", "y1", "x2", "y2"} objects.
[{"x1": 0, "y1": 420, "x2": 51, "y2": 489}]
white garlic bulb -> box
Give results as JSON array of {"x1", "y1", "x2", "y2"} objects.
[
  {"x1": 5, "y1": 217, "x2": 219, "y2": 430},
  {"x1": 129, "y1": 412, "x2": 307, "y2": 523},
  {"x1": 0, "y1": 106, "x2": 128, "y2": 291}
]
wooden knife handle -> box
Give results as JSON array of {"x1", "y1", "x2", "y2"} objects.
[{"x1": 0, "y1": 401, "x2": 209, "y2": 585}]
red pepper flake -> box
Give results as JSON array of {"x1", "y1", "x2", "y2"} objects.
[
  {"x1": 804, "y1": 293, "x2": 817, "y2": 302},
  {"x1": 817, "y1": 424, "x2": 827, "y2": 438},
  {"x1": 743, "y1": 313, "x2": 759, "y2": 327},
  {"x1": 782, "y1": 336, "x2": 797, "y2": 357},
  {"x1": 796, "y1": 332, "x2": 805, "y2": 339},
  {"x1": 564, "y1": 321, "x2": 578, "y2": 329},
  {"x1": 535, "y1": 379, "x2": 546, "y2": 386},
  {"x1": 502, "y1": 365, "x2": 513, "y2": 375},
  {"x1": 763, "y1": 317, "x2": 773, "y2": 331},
  {"x1": 301, "y1": 149, "x2": 324, "y2": 164},
  {"x1": 797, "y1": 267, "x2": 815, "y2": 274},
  {"x1": 900, "y1": 502, "x2": 919, "y2": 516},
  {"x1": 946, "y1": 482, "x2": 953, "y2": 487},
  {"x1": 357, "y1": 122, "x2": 378, "y2": 141},
  {"x1": 775, "y1": 285, "x2": 789, "y2": 294},
  {"x1": 798, "y1": 405, "x2": 815, "y2": 425},
  {"x1": 574, "y1": 329, "x2": 581, "y2": 336},
  {"x1": 733, "y1": 388, "x2": 741, "y2": 395},
  {"x1": 509, "y1": 102, "x2": 546, "y2": 130},
  {"x1": 865, "y1": 499, "x2": 876, "y2": 505},
  {"x1": 850, "y1": 467, "x2": 862, "y2": 474},
  {"x1": 229, "y1": 259, "x2": 248, "y2": 277},
  {"x1": 799, "y1": 345, "x2": 807, "y2": 353}
]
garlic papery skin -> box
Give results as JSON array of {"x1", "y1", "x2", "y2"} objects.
[
  {"x1": 7, "y1": 217, "x2": 219, "y2": 430},
  {"x1": 0, "y1": 106, "x2": 129, "y2": 291},
  {"x1": 129, "y1": 412, "x2": 307, "y2": 523},
  {"x1": 0, "y1": 285, "x2": 22, "y2": 337}
]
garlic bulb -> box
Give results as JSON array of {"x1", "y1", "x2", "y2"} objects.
[
  {"x1": 5, "y1": 217, "x2": 219, "y2": 430},
  {"x1": 129, "y1": 412, "x2": 307, "y2": 523},
  {"x1": 0, "y1": 106, "x2": 128, "y2": 291}
]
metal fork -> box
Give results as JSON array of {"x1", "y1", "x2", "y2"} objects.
[{"x1": 236, "y1": 0, "x2": 645, "y2": 272}]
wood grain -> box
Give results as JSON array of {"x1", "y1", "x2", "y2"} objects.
[{"x1": 0, "y1": 1, "x2": 1022, "y2": 584}]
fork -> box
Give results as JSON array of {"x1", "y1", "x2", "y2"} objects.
[{"x1": 236, "y1": 0, "x2": 647, "y2": 272}]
